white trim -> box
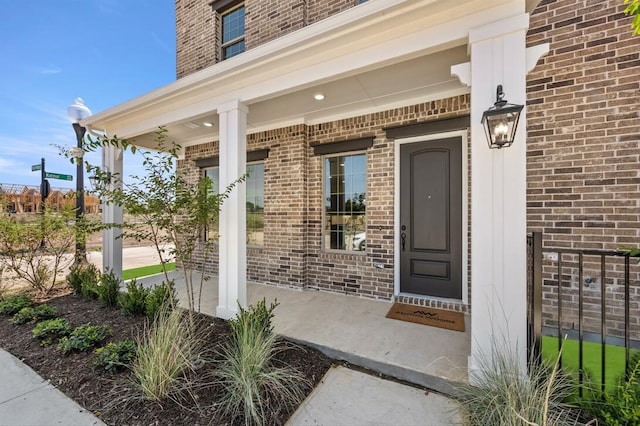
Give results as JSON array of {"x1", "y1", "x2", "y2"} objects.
[
  {"x1": 321, "y1": 150, "x2": 368, "y2": 254},
  {"x1": 469, "y1": 13, "x2": 529, "y2": 45},
  {"x1": 393, "y1": 130, "x2": 469, "y2": 306},
  {"x1": 526, "y1": 43, "x2": 550, "y2": 73}
]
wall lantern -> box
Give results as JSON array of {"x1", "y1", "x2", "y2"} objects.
[{"x1": 481, "y1": 85, "x2": 524, "y2": 149}]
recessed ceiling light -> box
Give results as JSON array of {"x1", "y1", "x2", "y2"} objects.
[
  {"x1": 314, "y1": 93, "x2": 325, "y2": 101},
  {"x1": 203, "y1": 122, "x2": 213, "y2": 127}
]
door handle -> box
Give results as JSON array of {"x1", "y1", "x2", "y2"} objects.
[{"x1": 401, "y1": 232, "x2": 406, "y2": 251}]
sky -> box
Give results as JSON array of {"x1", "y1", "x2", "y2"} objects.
[{"x1": 0, "y1": 0, "x2": 176, "y2": 191}]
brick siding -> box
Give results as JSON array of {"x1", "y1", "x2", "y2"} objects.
[
  {"x1": 527, "y1": 0, "x2": 640, "y2": 340},
  {"x1": 180, "y1": 95, "x2": 471, "y2": 310},
  {"x1": 527, "y1": 0, "x2": 640, "y2": 250},
  {"x1": 176, "y1": 0, "x2": 363, "y2": 79}
]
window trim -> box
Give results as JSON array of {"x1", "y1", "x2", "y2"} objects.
[
  {"x1": 219, "y1": 2, "x2": 245, "y2": 60},
  {"x1": 201, "y1": 160, "x2": 265, "y2": 247},
  {"x1": 210, "y1": 0, "x2": 241, "y2": 14},
  {"x1": 322, "y1": 150, "x2": 367, "y2": 255},
  {"x1": 311, "y1": 137, "x2": 374, "y2": 156}
]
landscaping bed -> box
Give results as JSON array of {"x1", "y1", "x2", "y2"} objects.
[{"x1": 0, "y1": 288, "x2": 334, "y2": 425}]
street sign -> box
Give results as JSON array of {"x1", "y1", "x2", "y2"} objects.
[
  {"x1": 45, "y1": 172, "x2": 73, "y2": 181},
  {"x1": 31, "y1": 164, "x2": 41, "y2": 171}
]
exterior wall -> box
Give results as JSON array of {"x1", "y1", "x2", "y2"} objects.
[
  {"x1": 526, "y1": 0, "x2": 640, "y2": 340},
  {"x1": 179, "y1": 95, "x2": 471, "y2": 309},
  {"x1": 245, "y1": 0, "x2": 307, "y2": 49},
  {"x1": 526, "y1": 0, "x2": 640, "y2": 249},
  {"x1": 176, "y1": 0, "x2": 363, "y2": 79},
  {"x1": 176, "y1": 0, "x2": 219, "y2": 78}
]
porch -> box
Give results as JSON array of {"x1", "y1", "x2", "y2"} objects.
[{"x1": 136, "y1": 270, "x2": 470, "y2": 395}]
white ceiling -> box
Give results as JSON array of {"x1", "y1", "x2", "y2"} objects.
[{"x1": 151, "y1": 45, "x2": 469, "y2": 149}]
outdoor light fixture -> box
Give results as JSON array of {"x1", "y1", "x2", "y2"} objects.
[
  {"x1": 313, "y1": 93, "x2": 325, "y2": 101},
  {"x1": 67, "y1": 97, "x2": 92, "y2": 265},
  {"x1": 481, "y1": 85, "x2": 524, "y2": 149}
]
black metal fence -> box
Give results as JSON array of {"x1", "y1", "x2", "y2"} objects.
[{"x1": 527, "y1": 231, "x2": 638, "y2": 393}]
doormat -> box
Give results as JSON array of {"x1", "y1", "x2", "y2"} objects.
[{"x1": 385, "y1": 303, "x2": 465, "y2": 332}]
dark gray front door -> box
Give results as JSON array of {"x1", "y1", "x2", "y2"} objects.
[{"x1": 400, "y1": 137, "x2": 462, "y2": 299}]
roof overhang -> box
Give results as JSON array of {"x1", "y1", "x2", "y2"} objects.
[{"x1": 83, "y1": 0, "x2": 539, "y2": 149}]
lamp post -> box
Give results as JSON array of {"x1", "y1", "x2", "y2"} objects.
[{"x1": 67, "y1": 98, "x2": 92, "y2": 266}]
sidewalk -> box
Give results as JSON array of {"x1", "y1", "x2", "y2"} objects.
[{"x1": 0, "y1": 350, "x2": 104, "y2": 426}]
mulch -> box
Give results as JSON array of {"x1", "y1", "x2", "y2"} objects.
[{"x1": 0, "y1": 288, "x2": 334, "y2": 425}]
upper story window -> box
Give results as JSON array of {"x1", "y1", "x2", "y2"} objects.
[
  {"x1": 324, "y1": 153, "x2": 366, "y2": 252},
  {"x1": 221, "y1": 4, "x2": 245, "y2": 60}
]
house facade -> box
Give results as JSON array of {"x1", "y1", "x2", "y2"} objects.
[{"x1": 84, "y1": 0, "x2": 639, "y2": 380}]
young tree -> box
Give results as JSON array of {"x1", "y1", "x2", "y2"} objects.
[
  {"x1": 0, "y1": 205, "x2": 77, "y2": 294},
  {"x1": 81, "y1": 127, "x2": 242, "y2": 321}
]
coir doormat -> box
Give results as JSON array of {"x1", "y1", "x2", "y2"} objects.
[{"x1": 385, "y1": 303, "x2": 465, "y2": 332}]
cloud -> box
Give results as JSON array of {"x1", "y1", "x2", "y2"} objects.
[{"x1": 39, "y1": 67, "x2": 62, "y2": 75}]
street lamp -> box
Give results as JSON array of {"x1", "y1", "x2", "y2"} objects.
[{"x1": 67, "y1": 98, "x2": 92, "y2": 265}]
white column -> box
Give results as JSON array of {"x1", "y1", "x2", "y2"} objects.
[
  {"x1": 101, "y1": 145, "x2": 123, "y2": 280},
  {"x1": 216, "y1": 100, "x2": 248, "y2": 320},
  {"x1": 468, "y1": 13, "x2": 529, "y2": 382}
]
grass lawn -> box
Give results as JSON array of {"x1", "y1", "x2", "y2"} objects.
[
  {"x1": 122, "y1": 263, "x2": 175, "y2": 281},
  {"x1": 542, "y1": 335, "x2": 638, "y2": 393}
]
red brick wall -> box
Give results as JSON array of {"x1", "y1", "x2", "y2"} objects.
[{"x1": 526, "y1": 0, "x2": 640, "y2": 250}]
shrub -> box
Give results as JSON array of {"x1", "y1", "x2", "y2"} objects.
[
  {"x1": 67, "y1": 264, "x2": 99, "y2": 295},
  {"x1": 217, "y1": 300, "x2": 308, "y2": 426},
  {"x1": 0, "y1": 294, "x2": 33, "y2": 315},
  {"x1": 582, "y1": 353, "x2": 640, "y2": 425},
  {"x1": 32, "y1": 318, "x2": 71, "y2": 346},
  {"x1": 132, "y1": 308, "x2": 203, "y2": 401},
  {"x1": 95, "y1": 340, "x2": 137, "y2": 373},
  {"x1": 119, "y1": 279, "x2": 149, "y2": 315},
  {"x1": 58, "y1": 324, "x2": 112, "y2": 354},
  {"x1": 145, "y1": 280, "x2": 177, "y2": 320},
  {"x1": 96, "y1": 270, "x2": 121, "y2": 307},
  {"x1": 454, "y1": 344, "x2": 580, "y2": 425},
  {"x1": 11, "y1": 304, "x2": 57, "y2": 325},
  {"x1": 229, "y1": 298, "x2": 279, "y2": 337}
]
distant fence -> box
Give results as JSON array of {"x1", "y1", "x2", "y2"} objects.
[{"x1": 528, "y1": 231, "x2": 639, "y2": 393}]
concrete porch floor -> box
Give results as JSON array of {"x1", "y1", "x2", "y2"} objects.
[{"x1": 137, "y1": 271, "x2": 470, "y2": 395}]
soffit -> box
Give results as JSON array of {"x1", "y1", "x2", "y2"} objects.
[{"x1": 84, "y1": 0, "x2": 529, "y2": 149}]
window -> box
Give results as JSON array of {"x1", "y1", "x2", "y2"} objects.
[
  {"x1": 203, "y1": 163, "x2": 264, "y2": 245},
  {"x1": 221, "y1": 4, "x2": 245, "y2": 60},
  {"x1": 324, "y1": 154, "x2": 366, "y2": 252}
]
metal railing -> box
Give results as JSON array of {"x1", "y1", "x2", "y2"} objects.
[{"x1": 527, "y1": 231, "x2": 638, "y2": 393}]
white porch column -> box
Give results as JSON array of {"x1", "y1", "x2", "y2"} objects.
[
  {"x1": 216, "y1": 100, "x2": 248, "y2": 320},
  {"x1": 101, "y1": 145, "x2": 123, "y2": 280},
  {"x1": 468, "y1": 13, "x2": 529, "y2": 382}
]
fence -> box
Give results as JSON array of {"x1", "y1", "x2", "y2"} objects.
[{"x1": 527, "y1": 231, "x2": 639, "y2": 394}]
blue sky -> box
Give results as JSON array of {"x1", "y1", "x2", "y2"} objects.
[{"x1": 0, "y1": 0, "x2": 176, "y2": 190}]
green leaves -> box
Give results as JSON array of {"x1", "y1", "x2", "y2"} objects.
[{"x1": 625, "y1": 0, "x2": 640, "y2": 35}]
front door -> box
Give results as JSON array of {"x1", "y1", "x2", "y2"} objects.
[{"x1": 399, "y1": 137, "x2": 462, "y2": 299}]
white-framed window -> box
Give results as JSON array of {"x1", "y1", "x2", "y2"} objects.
[
  {"x1": 324, "y1": 153, "x2": 366, "y2": 252},
  {"x1": 221, "y1": 3, "x2": 245, "y2": 60},
  {"x1": 203, "y1": 162, "x2": 264, "y2": 245}
]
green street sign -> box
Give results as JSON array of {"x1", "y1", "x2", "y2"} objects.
[
  {"x1": 31, "y1": 164, "x2": 41, "y2": 171},
  {"x1": 45, "y1": 172, "x2": 73, "y2": 181}
]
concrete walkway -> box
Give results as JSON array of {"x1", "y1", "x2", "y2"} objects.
[
  {"x1": 288, "y1": 366, "x2": 463, "y2": 426},
  {"x1": 0, "y1": 350, "x2": 104, "y2": 426}
]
